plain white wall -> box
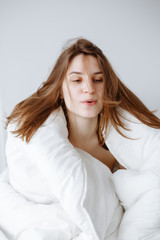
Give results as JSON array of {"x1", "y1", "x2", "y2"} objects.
[{"x1": 0, "y1": 0, "x2": 160, "y2": 172}]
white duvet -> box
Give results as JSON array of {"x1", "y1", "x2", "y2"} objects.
[
  {"x1": 112, "y1": 169, "x2": 160, "y2": 240},
  {"x1": 0, "y1": 107, "x2": 160, "y2": 240},
  {"x1": 107, "y1": 109, "x2": 160, "y2": 240},
  {"x1": 0, "y1": 150, "x2": 122, "y2": 240}
]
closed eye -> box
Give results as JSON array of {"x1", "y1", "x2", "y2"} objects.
[
  {"x1": 72, "y1": 79, "x2": 81, "y2": 83},
  {"x1": 93, "y1": 79, "x2": 103, "y2": 83}
]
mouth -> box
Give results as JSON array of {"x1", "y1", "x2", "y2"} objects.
[{"x1": 81, "y1": 99, "x2": 97, "y2": 106}]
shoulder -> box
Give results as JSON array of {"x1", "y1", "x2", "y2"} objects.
[
  {"x1": 7, "y1": 107, "x2": 67, "y2": 132},
  {"x1": 105, "y1": 107, "x2": 160, "y2": 169},
  {"x1": 107, "y1": 107, "x2": 159, "y2": 138}
]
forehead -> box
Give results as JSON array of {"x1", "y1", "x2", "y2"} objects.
[{"x1": 67, "y1": 54, "x2": 101, "y2": 73}]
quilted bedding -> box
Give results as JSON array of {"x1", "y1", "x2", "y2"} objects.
[
  {"x1": 0, "y1": 150, "x2": 123, "y2": 240},
  {"x1": 107, "y1": 109, "x2": 160, "y2": 240},
  {"x1": 0, "y1": 107, "x2": 160, "y2": 240}
]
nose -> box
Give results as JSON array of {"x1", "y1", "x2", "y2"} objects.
[{"x1": 83, "y1": 79, "x2": 95, "y2": 94}]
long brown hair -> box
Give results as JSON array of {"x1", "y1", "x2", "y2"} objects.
[{"x1": 6, "y1": 38, "x2": 160, "y2": 143}]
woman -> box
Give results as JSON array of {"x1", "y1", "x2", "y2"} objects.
[{"x1": 0, "y1": 38, "x2": 160, "y2": 240}]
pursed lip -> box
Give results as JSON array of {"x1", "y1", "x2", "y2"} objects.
[
  {"x1": 81, "y1": 99, "x2": 97, "y2": 103},
  {"x1": 81, "y1": 99, "x2": 97, "y2": 106}
]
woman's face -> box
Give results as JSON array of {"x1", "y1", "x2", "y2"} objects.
[{"x1": 62, "y1": 54, "x2": 104, "y2": 120}]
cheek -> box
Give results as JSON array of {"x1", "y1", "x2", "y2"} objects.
[
  {"x1": 62, "y1": 82, "x2": 70, "y2": 102},
  {"x1": 62, "y1": 85, "x2": 78, "y2": 109},
  {"x1": 67, "y1": 86, "x2": 80, "y2": 100},
  {"x1": 97, "y1": 85, "x2": 105, "y2": 98},
  {"x1": 63, "y1": 91, "x2": 71, "y2": 106}
]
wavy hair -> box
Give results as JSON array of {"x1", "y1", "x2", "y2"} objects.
[{"x1": 6, "y1": 38, "x2": 160, "y2": 143}]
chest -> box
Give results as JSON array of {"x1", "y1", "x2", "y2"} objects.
[{"x1": 83, "y1": 146, "x2": 116, "y2": 171}]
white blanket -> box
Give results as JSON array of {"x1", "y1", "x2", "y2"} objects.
[
  {"x1": 1, "y1": 107, "x2": 123, "y2": 240},
  {"x1": 0, "y1": 149, "x2": 123, "y2": 240},
  {"x1": 1, "y1": 107, "x2": 160, "y2": 239},
  {"x1": 0, "y1": 169, "x2": 80, "y2": 240},
  {"x1": 112, "y1": 169, "x2": 160, "y2": 240},
  {"x1": 106, "y1": 109, "x2": 160, "y2": 239}
]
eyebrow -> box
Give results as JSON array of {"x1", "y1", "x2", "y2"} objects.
[{"x1": 68, "y1": 71, "x2": 103, "y2": 76}]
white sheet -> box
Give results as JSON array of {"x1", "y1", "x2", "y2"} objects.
[
  {"x1": 105, "y1": 108, "x2": 160, "y2": 239},
  {"x1": 112, "y1": 169, "x2": 160, "y2": 239},
  {"x1": 3, "y1": 108, "x2": 123, "y2": 240},
  {"x1": 4, "y1": 107, "x2": 159, "y2": 239},
  {"x1": 0, "y1": 169, "x2": 80, "y2": 240},
  {"x1": 0, "y1": 231, "x2": 8, "y2": 240},
  {"x1": 0, "y1": 149, "x2": 123, "y2": 240}
]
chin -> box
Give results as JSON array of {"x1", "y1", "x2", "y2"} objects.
[
  {"x1": 76, "y1": 110, "x2": 100, "y2": 119},
  {"x1": 67, "y1": 107, "x2": 101, "y2": 120}
]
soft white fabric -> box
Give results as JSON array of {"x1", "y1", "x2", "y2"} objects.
[
  {"x1": 1, "y1": 108, "x2": 123, "y2": 240},
  {"x1": 112, "y1": 170, "x2": 160, "y2": 240},
  {"x1": 105, "y1": 108, "x2": 160, "y2": 171},
  {"x1": 0, "y1": 168, "x2": 122, "y2": 240},
  {"x1": 76, "y1": 149, "x2": 123, "y2": 240},
  {"x1": 2, "y1": 106, "x2": 160, "y2": 239},
  {"x1": 0, "y1": 230, "x2": 8, "y2": 240},
  {"x1": 0, "y1": 155, "x2": 122, "y2": 240},
  {"x1": 0, "y1": 169, "x2": 80, "y2": 240},
  {"x1": 17, "y1": 228, "x2": 72, "y2": 240},
  {"x1": 0, "y1": 167, "x2": 122, "y2": 240},
  {"x1": 105, "y1": 108, "x2": 160, "y2": 239}
]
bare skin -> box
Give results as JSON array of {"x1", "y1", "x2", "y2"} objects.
[
  {"x1": 62, "y1": 54, "x2": 125, "y2": 172},
  {"x1": 68, "y1": 113, "x2": 116, "y2": 172}
]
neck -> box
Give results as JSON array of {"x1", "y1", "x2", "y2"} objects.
[{"x1": 67, "y1": 112, "x2": 99, "y2": 149}]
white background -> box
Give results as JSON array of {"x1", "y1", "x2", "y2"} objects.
[{"x1": 0, "y1": 0, "x2": 160, "y2": 172}]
